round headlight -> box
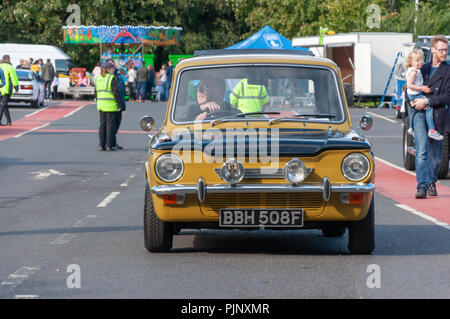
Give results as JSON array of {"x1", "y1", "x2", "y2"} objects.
[
  {"x1": 221, "y1": 158, "x2": 245, "y2": 184},
  {"x1": 155, "y1": 153, "x2": 184, "y2": 182},
  {"x1": 284, "y1": 159, "x2": 308, "y2": 184},
  {"x1": 341, "y1": 153, "x2": 370, "y2": 181}
]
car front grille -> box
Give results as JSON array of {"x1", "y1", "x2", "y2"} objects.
[{"x1": 200, "y1": 192, "x2": 325, "y2": 217}]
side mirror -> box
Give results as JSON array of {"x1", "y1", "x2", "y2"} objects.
[
  {"x1": 139, "y1": 116, "x2": 155, "y2": 132},
  {"x1": 359, "y1": 114, "x2": 373, "y2": 131}
]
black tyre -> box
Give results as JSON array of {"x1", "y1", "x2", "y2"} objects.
[
  {"x1": 31, "y1": 99, "x2": 39, "y2": 108},
  {"x1": 402, "y1": 112, "x2": 416, "y2": 171},
  {"x1": 395, "y1": 107, "x2": 402, "y2": 119},
  {"x1": 144, "y1": 183, "x2": 173, "y2": 253},
  {"x1": 348, "y1": 198, "x2": 375, "y2": 255},
  {"x1": 437, "y1": 133, "x2": 449, "y2": 179},
  {"x1": 322, "y1": 225, "x2": 346, "y2": 237}
]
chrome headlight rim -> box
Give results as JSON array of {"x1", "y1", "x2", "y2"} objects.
[
  {"x1": 155, "y1": 153, "x2": 184, "y2": 182},
  {"x1": 283, "y1": 158, "x2": 308, "y2": 185},
  {"x1": 341, "y1": 152, "x2": 371, "y2": 182},
  {"x1": 221, "y1": 158, "x2": 245, "y2": 184}
]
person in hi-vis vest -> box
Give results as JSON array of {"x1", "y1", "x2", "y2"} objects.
[
  {"x1": 230, "y1": 78, "x2": 268, "y2": 114},
  {"x1": 0, "y1": 55, "x2": 19, "y2": 126},
  {"x1": 95, "y1": 62, "x2": 122, "y2": 151}
]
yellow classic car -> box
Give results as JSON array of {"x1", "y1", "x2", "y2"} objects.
[{"x1": 140, "y1": 49, "x2": 375, "y2": 254}]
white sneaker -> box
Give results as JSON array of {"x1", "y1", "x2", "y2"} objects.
[
  {"x1": 407, "y1": 127, "x2": 414, "y2": 135},
  {"x1": 428, "y1": 129, "x2": 444, "y2": 141}
]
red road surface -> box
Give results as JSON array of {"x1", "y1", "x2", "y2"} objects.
[
  {"x1": 375, "y1": 159, "x2": 450, "y2": 224},
  {"x1": 0, "y1": 101, "x2": 91, "y2": 142}
]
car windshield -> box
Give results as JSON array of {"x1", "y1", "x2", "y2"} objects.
[
  {"x1": 172, "y1": 65, "x2": 345, "y2": 124},
  {"x1": 16, "y1": 70, "x2": 34, "y2": 81}
]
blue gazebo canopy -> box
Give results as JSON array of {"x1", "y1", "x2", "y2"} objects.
[{"x1": 226, "y1": 25, "x2": 310, "y2": 52}]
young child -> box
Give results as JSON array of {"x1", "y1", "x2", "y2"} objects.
[{"x1": 406, "y1": 49, "x2": 443, "y2": 141}]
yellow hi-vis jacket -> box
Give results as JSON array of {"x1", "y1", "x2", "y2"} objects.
[
  {"x1": 95, "y1": 73, "x2": 118, "y2": 112},
  {"x1": 229, "y1": 78, "x2": 268, "y2": 113},
  {"x1": 0, "y1": 62, "x2": 19, "y2": 96}
]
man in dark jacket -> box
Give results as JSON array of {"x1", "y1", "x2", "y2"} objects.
[
  {"x1": 411, "y1": 35, "x2": 449, "y2": 198},
  {"x1": 136, "y1": 61, "x2": 148, "y2": 102},
  {"x1": 42, "y1": 59, "x2": 55, "y2": 99},
  {"x1": 106, "y1": 59, "x2": 126, "y2": 150}
]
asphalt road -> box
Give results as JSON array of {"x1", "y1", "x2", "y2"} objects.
[{"x1": 0, "y1": 100, "x2": 449, "y2": 299}]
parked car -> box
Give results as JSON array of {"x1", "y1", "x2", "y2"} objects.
[
  {"x1": 140, "y1": 49, "x2": 376, "y2": 254},
  {"x1": 10, "y1": 69, "x2": 44, "y2": 108},
  {"x1": 0, "y1": 43, "x2": 75, "y2": 97},
  {"x1": 402, "y1": 36, "x2": 450, "y2": 178}
]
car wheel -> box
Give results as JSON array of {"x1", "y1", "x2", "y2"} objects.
[
  {"x1": 31, "y1": 99, "x2": 39, "y2": 108},
  {"x1": 348, "y1": 198, "x2": 375, "y2": 255},
  {"x1": 144, "y1": 183, "x2": 173, "y2": 253},
  {"x1": 437, "y1": 133, "x2": 449, "y2": 179},
  {"x1": 322, "y1": 225, "x2": 346, "y2": 237},
  {"x1": 402, "y1": 111, "x2": 415, "y2": 171}
]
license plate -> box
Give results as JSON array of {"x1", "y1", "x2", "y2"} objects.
[{"x1": 219, "y1": 209, "x2": 303, "y2": 228}]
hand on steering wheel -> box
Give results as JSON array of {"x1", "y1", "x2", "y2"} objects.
[{"x1": 200, "y1": 101, "x2": 221, "y2": 112}]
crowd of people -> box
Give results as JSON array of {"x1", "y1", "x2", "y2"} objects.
[
  {"x1": 16, "y1": 57, "x2": 60, "y2": 100},
  {"x1": 92, "y1": 59, "x2": 174, "y2": 103}
]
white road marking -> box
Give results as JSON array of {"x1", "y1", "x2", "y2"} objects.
[
  {"x1": 120, "y1": 174, "x2": 136, "y2": 187},
  {"x1": 29, "y1": 169, "x2": 66, "y2": 180},
  {"x1": 63, "y1": 105, "x2": 86, "y2": 118},
  {"x1": 15, "y1": 295, "x2": 39, "y2": 299},
  {"x1": 97, "y1": 192, "x2": 120, "y2": 208},
  {"x1": 395, "y1": 204, "x2": 450, "y2": 231},
  {"x1": 24, "y1": 105, "x2": 51, "y2": 117},
  {"x1": 366, "y1": 111, "x2": 397, "y2": 123},
  {"x1": 1, "y1": 267, "x2": 40, "y2": 288},
  {"x1": 14, "y1": 123, "x2": 50, "y2": 138},
  {"x1": 51, "y1": 215, "x2": 98, "y2": 245}
]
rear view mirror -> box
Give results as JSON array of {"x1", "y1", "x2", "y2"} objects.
[
  {"x1": 359, "y1": 114, "x2": 373, "y2": 131},
  {"x1": 139, "y1": 116, "x2": 155, "y2": 132},
  {"x1": 247, "y1": 69, "x2": 267, "y2": 86}
]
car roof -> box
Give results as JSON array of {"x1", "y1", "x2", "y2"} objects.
[{"x1": 178, "y1": 49, "x2": 336, "y2": 69}]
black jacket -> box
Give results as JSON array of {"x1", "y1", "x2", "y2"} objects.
[{"x1": 422, "y1": 61, "x2": 450, "y2": 134}]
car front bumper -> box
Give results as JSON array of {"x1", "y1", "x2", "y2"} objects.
[{"x1": 151, "y1": 177, "x2": 375, "y2": 203}]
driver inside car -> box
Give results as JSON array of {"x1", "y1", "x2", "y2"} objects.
[{"x1": 187, "y1": 75, "x2": 239, "y2": 121}]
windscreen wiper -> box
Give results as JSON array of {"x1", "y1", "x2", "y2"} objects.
[
  {"x1": 210, "y1": 111, "x2": 281, "y2": 126},
  {"x1": 269, "y1": 113, "x2": 336, "y2": 125}
]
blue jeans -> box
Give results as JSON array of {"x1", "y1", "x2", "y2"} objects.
[
  {"x1": 165, "y1": 81, "x2": 172, "y2": 101},
  {"x1": 136, "y1": 81, "x2": 147, "y2": 101},
  {"x1": 409, "y1": 93, "x2": 434, "y2": 131},
  {"x1": 413, "y1": 110, "x2": 443, "y2": 190}
]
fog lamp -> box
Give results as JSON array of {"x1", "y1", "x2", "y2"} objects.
[
  {"x1": 221, "y1": 158, "x2": 245, "y2": 184},
  {"x1": 284, "y1": 159, "x2": 308, "y2": 185}
]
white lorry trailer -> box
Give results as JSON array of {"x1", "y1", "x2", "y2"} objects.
[{"x1": 292, "y1": 32, "x2": 413, "y2": 105}]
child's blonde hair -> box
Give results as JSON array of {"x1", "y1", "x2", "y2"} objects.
[{"x1": 405, "y1": 48, "x2": 424, "y2": 68}]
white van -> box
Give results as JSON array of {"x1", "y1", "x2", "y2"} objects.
[{"x1": 0, "y1": 43, "x2": 76, "y2": 96}]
